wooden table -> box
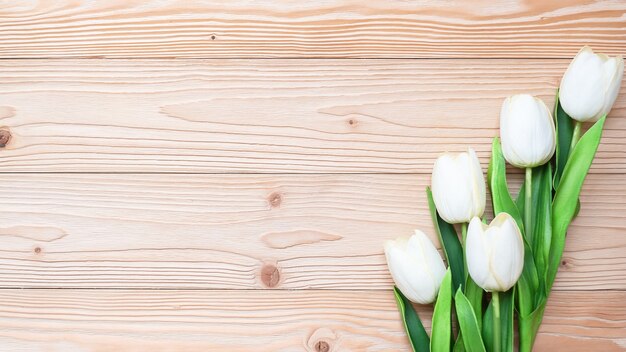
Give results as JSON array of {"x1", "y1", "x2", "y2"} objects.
[{"x1": 0, "y1": 1, "x2": 624, "y2": 351}]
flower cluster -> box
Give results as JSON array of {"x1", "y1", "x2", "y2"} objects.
[{"x1": 384, "y1": 46, "x2": 623, "y2": 352}]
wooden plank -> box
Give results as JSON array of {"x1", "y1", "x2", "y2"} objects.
[
  {"x1": 0, "y1": 289, "x2": 623, "y2": 351},
  {"x1": 1, "y1": 1, "x2": 625, "y2": 58},
  {"x1": 0, "y1": 59, "x2": 624, "y2": 173},
  {"x1": 0, "y1": 173, "x2": 623, "y2": 290}
]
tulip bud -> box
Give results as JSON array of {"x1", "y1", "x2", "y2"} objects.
[
  {"x1": 384, "y1": 230, "x2": 447, "y2": 304},
  {"x1": 431, "y1": 148, "x2": 486, "y2": 224},
  {"x1": 500, "y1": 94, "x2": 556, "y2": 168},
  {"x1": 466, "y1": 214, "x2": 524, "y2": 292},
  {"x1": 559, "y1": 46, "x2": 624, "y2": 122}
]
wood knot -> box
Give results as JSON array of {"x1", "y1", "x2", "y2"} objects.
[
  {"x1": 0, "y1": 129, "x2": 11, "y2": 147},
  {"x1": 560, "y1": 258, "x2": 574, "y2": 269},
  {"x1": 307, "y1": 327, "x2": 336, "y2": 352},
  {"x1": 211, "y1": 35, "x2": 216, "y2": 40},
  {"x1": 315, "y1": 341, "x2": 330, "y2": 352},
  {"x1": 347, "y1": 118, "x2": 357, "y2": 127},
  {"x1": 261, "y1": 264, "x2": 280, "y2": 288},
  {"x1": 34, "y1": 247, "x2": 42, "y2": 254},
  {"x1": 268, "y1": 192, "x2": 282, "y2": 208}
]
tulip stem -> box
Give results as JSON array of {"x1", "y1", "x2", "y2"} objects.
[
  {"x1": 569, "y1": 121, "x2": 582, "y2": 155},
  {"x1": 461, "y1": 222, "x2": 468, "y2": 276},
  {"x1": 492, "y1": 291, "x2": 501, "y2": 352},
  {"x1": 525, "y1": 167, "x2": 532, "y2": 241}
]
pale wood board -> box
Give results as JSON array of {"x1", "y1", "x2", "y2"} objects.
[
  {"x1": 0, "y1": 59, "x2": 625, "y2": 173},
  {"x1": 1, "y1": 0, "x2": 625, "y2": 58},
  {"x1": 0, "y1": 173, "x2": 622, "y2": 290},
  {"x1": 0, "y1": 289, "x2": 623, "y2": 352},
  {"x1": 2, "y1": 1, "x2": 626, "y2": 349}
]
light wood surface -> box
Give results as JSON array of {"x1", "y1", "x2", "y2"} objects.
[
  {"x1": 1, "y1": 0, "x2": 625, "y2": 58},
  {"x1": 0, "y1": 59, "x2": 624, "y2": 173},
  {"x1": 2, "y1": 1, "x2": 625, "y2": 350},
  {"x1": 0, "y1": 173, "x2": 623, "y2": 290},
  {"x1": 0, "y1": 289, "x2": 623, "y2": 352}
]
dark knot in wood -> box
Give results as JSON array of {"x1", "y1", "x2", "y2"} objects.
[
  {"x1": 315, "y1": 340, "x2": 330, "y2": 352},
  {"x1": 0, "y1": 129, "x2": 11, "y2": 147},
  {"x1": 268, "y1": 192, "x2": 282, "y2": 208},
  {"x1": 261, "y1": 264, "x2": 280, "y2": 288}
]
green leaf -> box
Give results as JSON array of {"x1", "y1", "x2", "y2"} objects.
[
  {"x1": 453, "y1": 333, "x2": 466, "y2": 352},
  {"x1": 393, "y1": 287, "x2": 430, "y2": 352},
  {"x1": 553, "y1": 89, "x2": 575, "y2": 189},
  {"x1": 431, "y1": 270, "x2": 452, "y2": 352},
  {"x1": 551, "y1": 90, "x2": 582, "y2": 219},
  {"x1": 547, "y1": 116, "x2": 606, "y2": 289},
  {"x1": 483, "y1": 289, "x2": 515, "y2": 352},
  {"x1": 489, "y1": 137, "x2": 539, "y2": 313},
  {"x1": 516, "y1": 164, "x2": 552, "y2": 283},
  {"x1": 455, "y1": 289, "x2": 486, "y2": 352},
  {"x1": 427, "y1": 187, "x2": 465, "y2": 292},
  {"x1": 464, "y1": 277, "x2": 483, "y2": 329},
  {"x1": 487, "y1": 137, "x2": 524, "y2": 232},
  {"x1": 518, "y1": 301, "x2": 547, "y2": 352}
]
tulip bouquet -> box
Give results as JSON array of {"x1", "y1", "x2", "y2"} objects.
[{"x1": 385, "y1": 46, "x2": 623, "y2": 352}]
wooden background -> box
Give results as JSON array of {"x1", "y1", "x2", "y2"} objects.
[{"x1": 0, "y1": 1, "x2": 625, "y2": 351}]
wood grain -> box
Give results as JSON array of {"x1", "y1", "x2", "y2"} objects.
[
  {"x1": 0, "y1": 289, "x2": 623, "y2": 351},
  {"x1": 1, "y1": 59, "x2": 625, "y2": 173},
  {"x1": 1, "y1": 0, "x2": 625, "y2": 58},
  {"x1": 0, "y1": 173, "x2": 622, "y2": 290}
]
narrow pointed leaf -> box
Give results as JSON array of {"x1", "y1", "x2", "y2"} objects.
[
  {"x1": 516, "y1": 164, "x2": 552, "y2": 282},
  {"x1": 487, "y1": 137, "x2": 524, "y2": 232},
  {"x1": 431, "y1": 270, "x2": 452, "y2": 352},
  {"x1": 518, "y1": 301, "x2": 547, "y2": 352},
  {"x1": 393, "y1": 287, "x2": 430, "y2": 352},
  {"x1": 455, "y1": 289, "x2": 486, "y2": 352},
  {"x1": 427, "y1": 187, "x2": 465, "y2": 292},
  {"x1": 548, "y1": 116, "x2": 606, "y2": 288},
  {"x1": 553, "y1": 90, "x2": 575, "y2": 189},
  {"x1": 483, "y1": 289, "x2": 515, "y2": 352},
  {"x1": 489, "y1": 137, "x2": 538, "y2": 318},
  {"x1": 464, "y1": 277, "x2": 483, "y2": 329}
]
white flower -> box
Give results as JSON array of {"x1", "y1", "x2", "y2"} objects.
[
  {"x1": 500, "y1": 94, "x2": 556, "y2": 168},
  {"x1": 384, "y1": 230, "x2": 447, "y2": 304},
  {"x1": 466, "y1": 214, "x2": 524, "y2": 292},
  {"x1": 431, "y1": 148, "x2": 486, "y2": 224},
  {"x1": 559, "y1": 46, "x2": 624, "y2": 122}
]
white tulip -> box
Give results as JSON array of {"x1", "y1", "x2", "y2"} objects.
[
  {"x1": 466, "y1": 214, "x2": 524, "y2": 292},
  {"x1": 431, "y1": 148, "x2": 486, "y2": 224},
  {"x1": 500, "y1": 94, "x2": 556, "y2": 168},
  {"x1": 559, "y1": 46, "x2": 624, "y2": 122},
  {"x1": 384, "y1": 230, "x2": 447, "y2": 304}
]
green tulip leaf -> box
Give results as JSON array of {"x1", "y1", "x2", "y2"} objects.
[
  {"x1": 487, "y1": 137, "x2": 524, "y2": 232},
  {"x1": 516, "y1": 164, "x2": 552, "y2": 282},
  {"x1": 464, "y1": 277, "x2": 483, "y2": 329},
  {"x1": 553, "y1": 89, "x2": 575, "y2": 189},
  {"x1": 431, "y1": 270, "x2": 452, "y2": 352},
  {"x1": 552, "y1": 89, "x2": 581, "y2": 218},
  {"x1": 482, "y1": 289, "x2": 515, "y2": 352},
  {"x1": 427, "y1": 187, "x2": 465, "y2": 292},
  {"x1": 393, "y1": 286, "x2": 430, "y2": 352},
  {"x1": 489, "y1": 137, "x2": 541, "y2": 341},
  {"x1": 548, "y1": 116, "x2": 606, "y2": 289},
  {"x1": 454, "y1": 277, "x2": 483, "y2": 352},
  {"x1": 455, "y1": 289, "x2": 486, "y2": 352},
  {"x1": 518, "y1": 297, "x2": 547, "y2": 352}
]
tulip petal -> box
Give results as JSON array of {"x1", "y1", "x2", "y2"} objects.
[
  {"x1": 560, "y1": 46, "x2": 620, "y2": 121},
  {"x1": 500, "y1": 94, "x2": 555, "y2": 168},
  {"x1": 432, "y1": 150, "x2": 486, "y2": 223},
  {"x1": 466, "y1": 217, "x2": 492, "y2": 290}
]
